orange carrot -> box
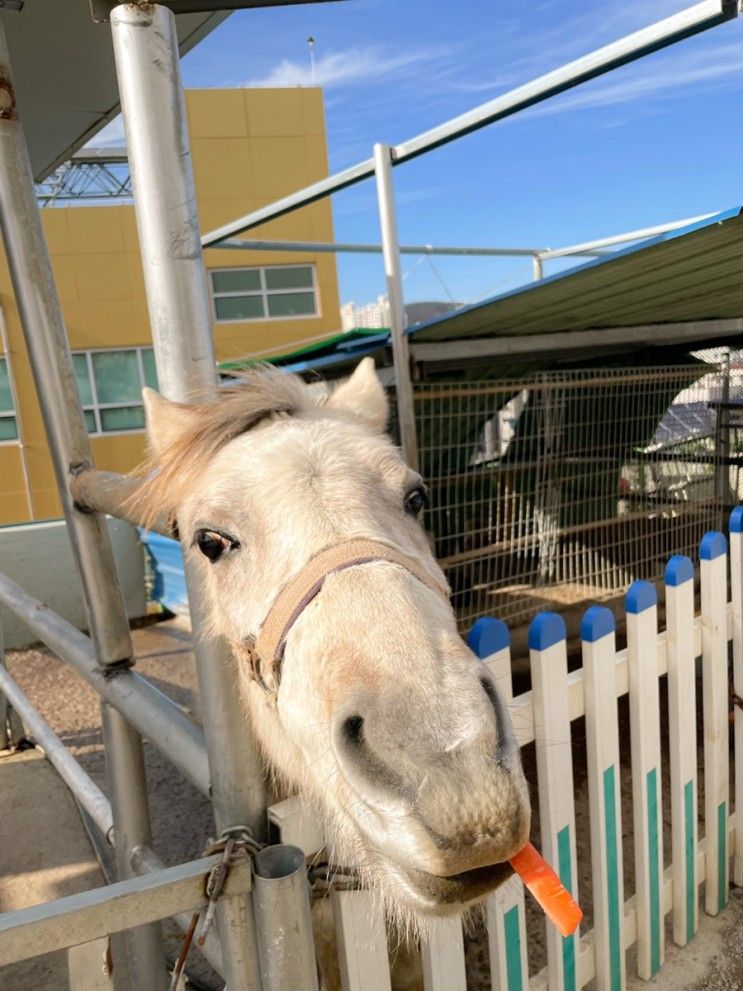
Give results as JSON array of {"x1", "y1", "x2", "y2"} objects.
[{"x1": 509, "y1": 842, "x2": 583, "y2": 937}]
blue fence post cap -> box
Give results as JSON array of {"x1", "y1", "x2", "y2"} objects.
[
  {"x1": 467, "y1": 617, "x2": 510, "y2": 659},
  {"x1": 626, "y1": 580, "x2": 657, "y2": 614},
  {"x1": 580, "y1": 605, "x2": 615, "y2": 643},
  {"x1": 665, "y1": 555, "x2": 693, "y2": 586},
  {"x1": 528, "y1": 612, "x2": 566, "y2": 651},
  {"x1": 700, "y1": 531, "x2": 727, "y2": 560},
  {"x1": 730, "y1": 506, "x2": 743, "y2": 533}
]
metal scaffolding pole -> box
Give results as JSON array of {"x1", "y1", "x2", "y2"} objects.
[
  {"x1": 0, "y1": 19, "x2": 165, "y2": 990},
  {"x1": 109, "y1": 6, "x2": 264, "y2": 988},
  {"x1": 102, "y1": 703, "x2": 167, "y2": 988},
  {"x1": 373, "y1": 143, "x2": 418, "y2": 470}
]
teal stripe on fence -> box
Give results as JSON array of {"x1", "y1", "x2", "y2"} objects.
[
  {"x1": 557, "y1": 825, "x2": 576, "y2": 991},
  {"x1": 647, "y1": 768, "x2": 661, "y2": 974},
  {"x1": 504, "y1": 905, "x2": 523, "y2": 991},
  {"x1": 684, "y1": 780, "x2": 695, "y2": 942},
  {"x1": 718, "y1": 801, "x2": 727, "y2": 912},
  {"x1": 603, "y1": 765, "x2": 622, "y2": 991}
]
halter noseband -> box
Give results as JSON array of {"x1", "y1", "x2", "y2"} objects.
[{"x1": 239, "y1": 538, "x2": 450, "y2": 694}]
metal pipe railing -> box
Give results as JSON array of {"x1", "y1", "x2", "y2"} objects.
[
  {"x1": 252, "y1": 846, "x2": 319, "y2": 991},
  {"x1": 374, "y1": 143, "x2": 418, "y2": 469},
  {"x1": 0, "y1": 627, "x2": 24, "y2": 750},
  {"x1": 536, "y1": 212, "x2": 718, "y2": 261},
  {"x1": 0, "y1": 573, "x2": 210, "y2": 796},
  {"x1": 71, "y1": 468, "x2": 173, "y2": 539},
  {"x1": 0, "y1": 852, "x2": 252, "y2": 968},
  {"x1": 201, "y1": 1, "x2": 737, "y2": 247},
  {"x1": 131, "y1": 845, "x2": 226, "y2": 976},
  {"x1": 0, "y1": 663, "x2": 114, "y2": 840},
  {"x1": 217, "y1": 238, "x2": 557, "y2": 257},
  {"x1": 110, "y1": 6, "x2": 265, "y2": 988},
  {"x1": 0, "y1": 21, "x2": 165, "y2": 987}
]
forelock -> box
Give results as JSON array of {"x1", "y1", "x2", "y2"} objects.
[{"x1": 130, "y1": 367, "x2": 318, "y2": 527}]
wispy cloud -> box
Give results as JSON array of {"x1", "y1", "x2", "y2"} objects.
[
  {"x1": 523, "y1": 37, "x2": 743, "y2": 119},
  {"x1": 423, "y1": 6, "x2": 743, "y2": 124},
  {"x1": 246, "y1": 45, "x2": 445, "y2": 89}
]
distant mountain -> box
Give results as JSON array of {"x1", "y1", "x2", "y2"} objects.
[{"x1": 404, "y1": 300, "x2": 462, "y2": 327}]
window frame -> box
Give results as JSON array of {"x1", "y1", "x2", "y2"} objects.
[
  {"x1": 0, "y1": 354, "x2": 19, "y2": 446},
  {"x1": 210, "y1": 264, "x2": 320, "y2": 325},
  {"x1": 72, "y1": 345, "x2": 157, "y2": 437}
]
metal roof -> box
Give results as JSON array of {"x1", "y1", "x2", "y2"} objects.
[
  {"x1": 410, "y1": 207, "x2": 743, "y2": 344},
  {"x1": 1, "y1": 2, "x2": 230, "y2": 182},
  {"x1": 220, "y1": 328, "x2": 389, "y2": 377}
]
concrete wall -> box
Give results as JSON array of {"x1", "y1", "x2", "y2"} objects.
[{"x1": 0, "y1": 518, "x2": 146, "y2": 649}]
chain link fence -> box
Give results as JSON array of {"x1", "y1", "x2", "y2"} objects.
[{"x1": 413, "y1": 360, "x2": 743, "y2": 631}]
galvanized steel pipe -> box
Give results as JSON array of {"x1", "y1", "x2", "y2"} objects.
[
  {"x1": 0, "y1": 21, "x2": 165, "y2": 987},
  {"x1": 110, "y1": 6, "x2": 264, "y2": 988},
  {"x1": 374, "y1": 143, "x2": 418, "y2": 471},
  {"x1": 252, "y1": 846, "x2": 319, "y2": 991},
  {"x1": 0, "y1": 573, "x2": 210, "y2": 796},
  {"x1": 0, "y1": 664, "x2": 114, "y2": 840},
  {"x1": 131, "y1": 845, "x2": 225, "y2": 976},
  {"x1": 0, "y1": 26, "x2": 132, "y2": 667},
  {"x1": 70, "y1": 468, "x2": 173, "y2": 539}
]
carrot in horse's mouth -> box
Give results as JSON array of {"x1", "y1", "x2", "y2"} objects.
[{"x1": 510, "y1": 842, "x2": 583, "y2": 937}]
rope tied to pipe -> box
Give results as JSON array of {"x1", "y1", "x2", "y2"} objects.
[
  {"x1": 169, "y1": 827, "x2": 361, "y2": 988},
  {"x1": 169, "y1": 825, "x2": 262, "y2": 991}
]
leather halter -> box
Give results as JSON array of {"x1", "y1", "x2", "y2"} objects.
[{"x1": 240, "y1": 538, "x2": 450, "y2": 694}]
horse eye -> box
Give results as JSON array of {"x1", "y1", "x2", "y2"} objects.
[
  {"x1": 195, "y1": 529, "x2": 236, "y2": 562},
  {"x1": 404, "y1": 486, "x2": 429, "y2": 517}
]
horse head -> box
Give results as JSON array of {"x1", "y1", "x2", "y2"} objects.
[{"x1": 138, "y1": 358, "x2": 529, "y2": 923}]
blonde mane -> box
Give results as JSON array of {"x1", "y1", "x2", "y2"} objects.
[{"x1": 131, "y1": 367, "x2": 316, "y2": 527}]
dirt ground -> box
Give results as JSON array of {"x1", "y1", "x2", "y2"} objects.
[{"x1": 3, "y1": 616, "x2": 741, "y2": 990}]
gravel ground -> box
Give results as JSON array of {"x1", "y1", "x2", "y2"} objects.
[
  {"x1": 5, "y1": 618, "x2": 220, "y2": 990},
  {"x1": 5, "y1": 617, "x2": 741, "y2": 990}
]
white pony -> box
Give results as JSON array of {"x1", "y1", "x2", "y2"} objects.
[{"x1": 137, "y1": 358, "x2": 529, "y2": 976}]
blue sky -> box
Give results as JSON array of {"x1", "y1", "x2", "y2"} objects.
[{"x1": 146, "y1": 1, "x2": 743, "y2": 308}]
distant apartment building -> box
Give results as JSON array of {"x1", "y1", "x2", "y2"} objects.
[
  {"x1": 340, "y1": 295, "x2": 391, "y2": 331},
  {"x1": 341, "y1": 295, "x2": 459, "y2": 331},
  {"x1": 0, "y1": 87, "x2": 340, "y2": 525}
]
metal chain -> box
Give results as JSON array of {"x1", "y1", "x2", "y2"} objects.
[
  {"x1": 169, "y1": 825, "x2": 263, "y2": 991},
  {"x1": 169, "y1": 830, "x2": 361, "y2": 988}
]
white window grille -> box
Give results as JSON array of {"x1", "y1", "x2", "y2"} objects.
[
  {"x1": 71, "y1": 346, "x2": 158, "y2": 435},
  {"x1": 210, "y1": 265, "x2": 318, "y2": 323},
  {"x1": 0, "y1": 356, "x2": 18, "y2": 442}
]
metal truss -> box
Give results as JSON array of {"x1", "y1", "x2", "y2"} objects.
[{"x1": 36, "y1": 148, "x2": 131, "y2": 206}]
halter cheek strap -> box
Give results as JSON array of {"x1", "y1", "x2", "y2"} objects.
[{"x1": 240, "y1": 538, "x2": 450, "y2": 694}]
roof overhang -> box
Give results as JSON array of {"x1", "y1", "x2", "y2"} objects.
[
  {"x1": 409, "y1": 207, "x2": 743, "y2": 363},
  {"x1": 1, "y1": 0, "x2": 343, "y2": 183}
]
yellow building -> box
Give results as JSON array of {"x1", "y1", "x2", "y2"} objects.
[{"x1": 0, "y1": 87, "x2": 340, "y2": 525}]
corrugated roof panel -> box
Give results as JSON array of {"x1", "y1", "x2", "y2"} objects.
[{"x1": 411, "y1": 207, "x2": 743, "y2": 342}]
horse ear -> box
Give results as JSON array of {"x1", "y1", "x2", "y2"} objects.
[
  {"x1": 142, "y1": 388, "x2": 200, "y2": 457},
  {"x1": 326, "y1": 357, "x2": 388, "y2": 432}
]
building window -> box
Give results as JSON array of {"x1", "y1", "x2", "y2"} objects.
[
  {"x1": 211, "y1": 265, "x2": 318, "y2": 322},
  {"x1": 72, "y1": 347, "x2": 158, "y2": 435},
  {"x1": 0, "y1": 357, "x2": 18, "y2": 442}
]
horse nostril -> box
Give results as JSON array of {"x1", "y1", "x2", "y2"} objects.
[
  {"x1": 342, "y1": 714, "x2": 365, "y2": 746},
  {"x1": 478, "y1": 673, "x2": 498, "y2": 710},
  {"x1": 478, "y1": 672, "x2": 517, "y2": 763}
]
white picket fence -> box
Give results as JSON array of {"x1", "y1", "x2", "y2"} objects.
[{"x1": 268, "y1": 512, "x2": 743, "y2": 991}]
